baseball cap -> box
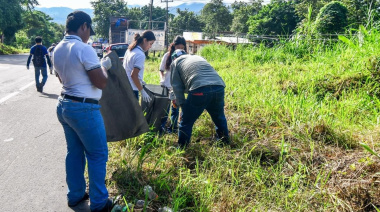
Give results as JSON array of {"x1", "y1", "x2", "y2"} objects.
[
  {"x1": 171, "y1": 49, "x2": 187, "y2": 60},
  {"x1": 66, "y1": 11, "x2": 95, "y2": 36}
]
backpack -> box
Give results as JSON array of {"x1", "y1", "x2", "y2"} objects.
[{"x1": 32, "y1": 45, "x2": 45, "y2": 67}]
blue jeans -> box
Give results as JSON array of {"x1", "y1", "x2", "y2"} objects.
[
  {"x1": 178, "y1": 85, "x2": 229, "y2": 147},
  {"x1": 56, "y1": 97, "x2": 109, "y2": 211},
  {"x1": 34, "y1": 66, "x2": 48, "y2": 88},
  {"x1": 161, "y1": 103, "x2": 179, "y2": 132}
]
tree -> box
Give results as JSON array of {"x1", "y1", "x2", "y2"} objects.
[
  {"x1": 248, "y1": 0, "x2": 301, "y2": 35},
  {"x1": 21, "y1": 0, "x2": 39, "y2": 11},
  {"x1": 0, "y1": 0, "x2": 24, "y2": 44},
  {"x1": 21, "y1": 10, "x2": 64, "y2": 47},
  {"x1": 169, "y1": 9, "x2": 203, "y2": 41},
  {"x1": 314, "y1": 1, "x2": 348, "y2": 34},
  {"x1": 91, "y1": 0, "x2": 129, "y2": 39},
  {"x1": 200, "y1": 0, "x2": 232, "y2": 38},
  {"x1": 134, "y1": 5, "x2": 167, "y2": 30},
  {"x1": 294, "y1": 0, "x2": 329, "y2": 21},
  {"x1": 341, "y1": 0, "x2": 380, "y2": 29},
  {"x1": 231, "y1": 0, "x2": 263, "y2": 34}
]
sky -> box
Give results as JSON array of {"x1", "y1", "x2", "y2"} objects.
[{"x1": 37, "y1": 0, "x2": 253, "y2": 9}]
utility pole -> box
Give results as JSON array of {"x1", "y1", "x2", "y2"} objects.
[
  {"x1": 149, "y1": 0, "x2": 153, "y2": 30},
  {"x1": 161, "y1": 0, "x2": 173, "y2": 49}
]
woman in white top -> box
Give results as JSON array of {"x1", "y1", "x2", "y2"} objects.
[
  {"x1": 123, "y1": 30, "x2": 156, "y2": 102},
  {"x1": 159, "y1": 36, "x2": 187, "y2": 134}
]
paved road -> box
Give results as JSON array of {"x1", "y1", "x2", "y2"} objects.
[{"x1": 0, "y1": 54, "x2": 90, "y2": 211}]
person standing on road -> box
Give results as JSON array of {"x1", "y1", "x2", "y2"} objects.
[
  {"x1": 53, "y1": 11, "x2": 114, "y2": 212},
  {"x1": 170, "y1": 49, "x2": 230, "y2": 149},
  {"x1": 26, "y1": 36, "x2": 53, "y2": 92},
  {"x1": 158, "y1": 36, "x2": 187, "y2": 134},
  {"x1": 47, "y1": 43, "x2": 57, "y2": 75},
  {"x1": 122, "y1": 30, "x2": 156, "y2": 103}
]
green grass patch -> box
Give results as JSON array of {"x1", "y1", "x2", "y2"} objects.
[
  {"x1": 105, "y1": 31, "x2": 380, "y2": 211},
  {"x1": 0, "y1": 43, "x2": 28, "y2": 55}
]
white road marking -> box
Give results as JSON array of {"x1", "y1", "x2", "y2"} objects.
[
  {"x1": 4, "y1": 138, "x2": 14, "y2": 142},
  {"x1": 19, "y1": 81, "x2": 34, "y2": 91},
  {"x1": 0, "y1": 92, "x2": 19, "y2": 104},
  {"x1": 0, "y1": 81, "x2": 34, "y2": 104}
]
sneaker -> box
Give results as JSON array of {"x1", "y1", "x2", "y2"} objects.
[
  {"x1": 68, "y1": 192, "x2": 89, "y2": 207},
  {"x1": 91, "y1": 198, "x2": 114, "y2": 212}
]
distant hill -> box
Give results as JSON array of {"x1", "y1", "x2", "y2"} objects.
[
  {"x1": 170, "y1": 2, "x2": 205, "y2": 16},
  {"x1": 36, "y1": 2, "x2": 206, "y2": 25}
]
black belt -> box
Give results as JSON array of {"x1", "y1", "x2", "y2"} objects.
[{"x1": 61, "y1": 93, "x2": 99, "y2": 104}]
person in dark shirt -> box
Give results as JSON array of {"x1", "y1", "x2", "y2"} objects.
[{"x1": 26, "y1": 36, "x2": 53, "y2": 92}]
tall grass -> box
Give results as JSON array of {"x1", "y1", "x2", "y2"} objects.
[{"x1": 106, "y1": 29, "x2": 380, "y2": 211}]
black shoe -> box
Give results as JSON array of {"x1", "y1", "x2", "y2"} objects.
[
  {"x1": 36, "y1": 86, "x2": 42, "y2": 92},
  {"x1": 92, "y1": 198, "x2": 114, "y2": 212},
  {"x1": 68, "y1": 192, "x2": 89, "y2": 207}
]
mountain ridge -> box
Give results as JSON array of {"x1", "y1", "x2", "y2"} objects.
[{"x1": 36, "y1": 2, "x2": 206, "y2": 25}]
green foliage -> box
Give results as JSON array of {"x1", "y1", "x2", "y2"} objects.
[
  {"x1": 0, "y1": 43, "x2": 24, "y2": 54},
  {"x1": 248, "y1": 0, "x2": 301, "y2": 35},
  {"x1": 230, "y1": 0, "x2": 262, "y2": 33},
  {"x1": 341, "y1": 0, "x2": 380, "y2": 29},
  {"x1": 91, "y1": 0, "x2": 129, "y2": 39},
  {"x1": 315, "y1": 1, "x2": 348, "y2": 34},
  {"x1": 108, "y1": 28, "x2": 380, "y2": 211},
  {"x1": 21, "y1": 10, "x2": 64, "y2": 47},
  {"x1": 294, "y1": 0, "x2": 328, "y2": 21},
  {"x1": 0, "y1": 0, "x2": 24, "y2": 44},
  {"x1": 169, "y1": 9, "x2": 203, "y2": 42},
  {"x1": 200, "y1": 0, "x2": 232, "y2": 38}
]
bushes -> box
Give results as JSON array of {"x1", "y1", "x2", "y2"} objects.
[
  {"x1": 0, "y1": 43, "x2": 24, "y2": 55},
  {"x1": 315, "y1": 1, "x2": 348, "y2": 34}
]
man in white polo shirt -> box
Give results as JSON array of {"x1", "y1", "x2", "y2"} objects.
[{"x1": 53, "y1": 11, "x2": 113, "y2": 212}]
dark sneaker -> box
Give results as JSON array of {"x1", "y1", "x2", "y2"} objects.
[
  {"x1": 92, "y1": 198, "x2": 114, "y2": 212},
  {"x1": 68, "y1": 192, "x2": 89, "y2": 207}
]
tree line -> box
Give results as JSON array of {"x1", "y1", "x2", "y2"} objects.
[
  {"x1": 93, "y1": 0, "x2": 380, "y2": 42},
  {"x1": 1, "y1": 0, "x2": 379, "y2": 49},
  {"x1": 0, "y1": 0, "x2": 64, "y2": 48}
]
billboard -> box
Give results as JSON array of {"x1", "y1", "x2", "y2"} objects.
[{"x1": 126, "y1": 29, "x2": 165, "y2": 51}]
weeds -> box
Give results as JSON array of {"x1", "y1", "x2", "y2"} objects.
[{"x1": 106, "y1": 29, "x2": 380, "y2": 211}]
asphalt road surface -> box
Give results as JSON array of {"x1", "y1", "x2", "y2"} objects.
[{"x1": 0, "y1": 54, "x2": 90, "y2": 211}]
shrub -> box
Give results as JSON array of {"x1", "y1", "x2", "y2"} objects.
[{"x1": 315, "y1": 1, "x2": 348, "y2": 34}]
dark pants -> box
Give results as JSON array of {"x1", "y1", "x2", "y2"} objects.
[
  {"x1": 133, "y1": 90, "x2": 139, "y2": 100},
  {"x1": 178, "y1": 85, "x2": 229, "y2": 147},
  {"x1": 34, "y1": 66, "x2": 48, "y2": 88}
]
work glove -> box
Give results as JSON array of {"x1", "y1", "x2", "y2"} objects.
[
  {"x1": 101, "y1": 57, "x2": 112, "y2": 70},
  {"x1": 140, "y1": 89, "x2": 152, "y2": 103},
  {"x1": 169, "y1": 91, "x2": 176, "y2": 100}
]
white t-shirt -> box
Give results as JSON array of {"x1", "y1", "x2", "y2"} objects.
[
  {"x1": 159, "y1": 52, "x2": 172, "y2": 89},
  {"x1": 122, "y1": 46, "x2": 146, "y2": 91},
  {"x1": 53, "y1": 35, "x2": 102, "y2": 100}
]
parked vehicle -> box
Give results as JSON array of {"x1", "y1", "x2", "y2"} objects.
[
  {"x1": 106, "y1": 43, "x2": 129, "y2": 61},
  {"x1": 92, "y1": 42, "x2": 103, "y2": 58}
]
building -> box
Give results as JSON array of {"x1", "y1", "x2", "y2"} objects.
[{"x1": 183, "y1": 32, "x2": 252, "y2": 54}]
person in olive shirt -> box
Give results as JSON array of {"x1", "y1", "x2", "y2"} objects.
[{"x1": 170, "y1": 49, "x2": 230, "y2": 148}]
